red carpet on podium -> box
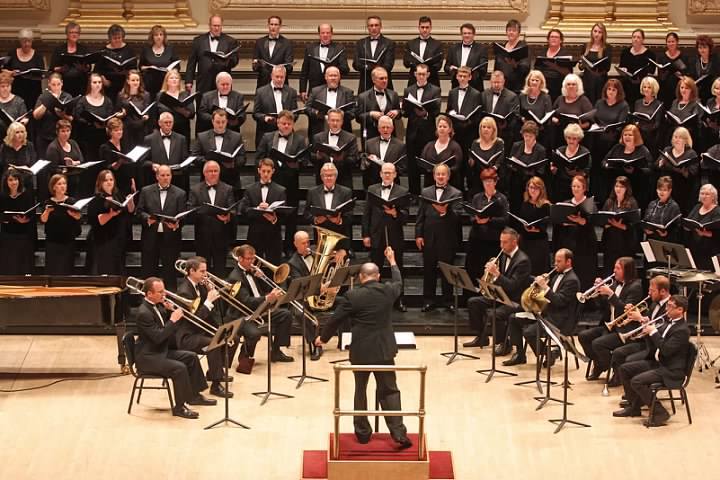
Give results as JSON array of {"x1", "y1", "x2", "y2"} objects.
[{"x1": 301, "y1": 433, "x2": 454, "y2": 479}]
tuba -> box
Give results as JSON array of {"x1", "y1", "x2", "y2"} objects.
[
  {"x1": 307, "y1": 226, "x2": 349, "y2": 311},
  {"x1": 521, "y1": 268, "x2": 555, "y2": 314}
]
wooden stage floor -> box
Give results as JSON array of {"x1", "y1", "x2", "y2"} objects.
[{"x1": 1, "y1": 334, "x2": 719, "y2": 480}]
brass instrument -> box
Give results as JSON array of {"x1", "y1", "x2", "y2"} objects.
[
  {"x1": 306, "y1": 226, "x2": 349, "y2": 311},
  {"x1": 481, "y1": 250, "x2": 503, "y2": 284},
  {"x1": 576, "y1": 275, "x2": 614, "y2": 303},
  {"x1": 253, "y1": 254, "x2": 290, "y2": 284},
  {"x1": 125, "y1": 276, "x2": 218, "y2": 336},
  {"x1": 520, "y1": 268, "x2": 556, "y2": 314},
  {"x1": 618, "y1": 314, "x2": 668, "y2": 344},
  {"x1": 604, "y1": 295, "x2": 650, "y2": 331}
]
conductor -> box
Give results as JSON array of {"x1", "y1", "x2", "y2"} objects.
[{"x1": 315, "y1": 247, "x2": 412, "y2": 449}]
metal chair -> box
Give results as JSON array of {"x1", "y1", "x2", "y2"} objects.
[
  {"x1": 122, "y1": 332, "x2": 174, "y2": 414},
  {"x1": 648, "y1": 342, "x2": 698, "y2": 426}
]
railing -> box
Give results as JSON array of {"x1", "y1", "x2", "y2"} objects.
[{"x1": 332, "y1": 364, "x2": 427, "y2": 461}]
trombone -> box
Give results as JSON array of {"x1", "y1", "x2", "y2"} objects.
[
  {"x1": 174, "y1": 259, "x2": 261, "y2": 325},
  {"x1": 605, "y1": 295, "x2": 650, "y2": 331},
  {"x1": 618, "y1": 314, "x2": 668, "y2": 344},
  {"x1": 576, "y1": 275, "x2": 614, "y2": 303},
  {"x1": 125, "y1": 276, "x2": 219, "y2": 336}
]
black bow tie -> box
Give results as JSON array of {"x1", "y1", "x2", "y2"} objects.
[
  {"x1": 435, "y1": 185, "x2": 446, "y2": 190},
  {"x1": 329, "y1": 132, "x2": 340, "y2": 137},
  {"x1": 207, "y1": 184, "x2": 216, "y2": 190},
  {"x1": 273, "y1": 87, "x2": 283, "y2": 92},
  {"x1": 493, "y1": 92, "x2": 501, "y2": 97},
  {"x1": 214, "y1": 132, "x2": 225, "y2": 138},
  {"x1": 324, "y1": 188, "x2": 334, "y2": 194},
  {"x1": 278, "y1": 134, "x2": 289, "y2": 140},
  {"x1": 210, "y1": 35, "x2": 220, "y2": 41},
  {"x1": 268, "y1": 37, "x2": 278, "y2": 41},
  {"x1": 327, "y1": 88, "x2": 337, "y2": 92},
  {"x1": 463, "y1": 44, "x2": 472, "y2": 48},
  {"x1": 320, "y1": 43, "x2": 330, "y2": 48},
  {"x1": 161, "y1": 134, "x2": 172, "y2": 139},
  {"x1": 380, "y1": 138, "x2": 390, "y2": 143},
  {"x1": 261, "y1": 182, "x2": 271, "y2": 187},
  {"x1": 370, "y1": 37, "x2": 379, "y2": 42},
  {"x1": 159, "y1": 186, "x2": 170, "y2": 192},
  {"x1": 382, "y1": 184, "x2": 392, "y2": 190},
  {"x1": 458, "y1": 87, "x2": 468, "y2": 92},
  {"x1": 375, "y1": 90, "x2": 385, "y2": 96}
]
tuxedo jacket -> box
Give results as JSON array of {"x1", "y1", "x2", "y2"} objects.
[
  {"x1": 197, "y1": 90, "x2": 247, "y2": 133},
  {"x1": 362, "y1": 182, "x2": 409, "y2": 249},
  {"x1": 311, "y1": 130, "x2": 359, "y2": 185},
  {"x1": 446, "y1": 86, "x2": 483, "y2": 130},
  {"x1": 363, "y1": 136, "x2": 407, "y2": 177},
  {"x1": 306, "y1": 84, "x2": 356, "y2": 134},
  {"x1": 415, "y1": 184, "x2": 462, "y2": 253},
  {"x1": 255, "y1": 130, "x2": 309, "y2": 179},
  {"x1": 544, "y1": 268, "x2": 581, "y2": 334},
  {"x1": 481, "y1": 88, "x2": 520, "y2": 118},
  {"x1": 353, "y1": 35, "x2": 396, "y2": 93},
  {"x1": 136, "y1": 183, "x2": 187, "y2": 238},
  {"x1": 252, "y1": 83, "x2": 299, "y2": 139},
  {"x1": 443, "y1": 42, "x2": 488, "y2": 91},
  {"x1": 403, "y1": 37, "x2": 444, "y2": 86},
  {"x1": 356, "y1": 88, "x2": 401, "y2": 139},
  {"x1": 185, "y1": 32, "x2": 239, "y2": 93},
  {"x1": 287, "y1": 250, "x2": 312, "y2": 281},
  {"x1": 252, "y1": 35, "x2": 294, "y2": 87},
  {"x1": 187, "y1": 180, "x2": 235, "y2": 246},
  {"x1": 644, "y1": 320, "x2": 691, "y2": 384},
  {"x1": 303, "y1": 183, "x2": 353, "y2": 246},
  {"x1": 299, "y1": 41, "x2": 350, "y2": 94},
  {"x1": 134, "y1": 300, "x2": 179, "y2": 359},
  {"x1": 175, "y1": 277, "x2": 220, "y2": 343},
  {"x1": 493, "y1": 249, "x2": 532, "y2": 303},
  {"x1": 240, "y1": 181, "x2": 287, "y2": 236},
  {"x1": 595, "y1": 278, "x2": 645, "y2": 327},
  {"x1": 403, "y1": 82, "x2": 442, "y2": 145},
  {"x1": 225, "y1": 264, "x2": 268, "y2": 318},
  {"x1": 143, "y1": 130, "x2": 188, "y2": 169},
  {"x1": 191, "y1": 129, "x2": 245, "y2": 169}
]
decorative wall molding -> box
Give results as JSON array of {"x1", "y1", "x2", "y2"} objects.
[
  {"x1": 212, "y1": 0, "x2": 528, "y2": 14},
  {"x1": 689, "y1": 0, "x2": 720, "y2": 14},
  {"x1": 62, "y1": 1, "x2": 197, "y2": 28},
  {"x1": 543, "y1": 0, "x2": 676, "y2": 33},
  {"x1": 0, "y1": 0, "x2": 49, "y2": 10}
]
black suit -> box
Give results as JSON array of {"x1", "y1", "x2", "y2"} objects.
[
  {"x1": 578, "y1": 278, "x2": 644, "y2": 372},
  {"x1": 356, "y1": 88, "x2": 401, "y2": 140},
  {"x1": 467, "y1": 249, "x2": 532, "y2": 343},
  {"x1": 240, "y1": 181, "x2": 287, "y2": 265},
  {"x1": 286, "y1": 251, "x2": 319, "y2": 346},
  {"x1": 480, "y1": 88, "x2": 519, "y2": 150},
  {"x1": 403, "y1": 37, "x2": 444, "y2": 87},
  {"x1": 143, "y1": 130, "x2": 189, "y2": 190},
  {"x1": 252, "y1": 35, "x2": 294, "y2": 87},
  {"x1": 225, "y1": 264, "x2": 292, "y2": 357},
  {"x1": 415, "y1": 184, "x2": 463, "y2": 303},
  {"x1": 134, "y1": 300, "x2": 208, "y2": 407},
  {"x1": 443, "y1": 42, "x2": 488, "y2": 91},
  {"x1": 614, "y1": 299, "x2": 669, "y2": 368},
  {"x1": 306, "y1": 84, "x2": 356, "y2": 137},
  {"x1": 252, "y1": 83, "x2": 299, "y2": 147},
  {"x1": 136, "y1": 183, "x2": 187, "y2": 290},
  {"x1": 446, "y1": 85, "x2": 483, "y2": 156},
  {"x1": 304, "y1": 183, "x2": 353, "y2": 252},
  {"x1": 362, "y1": 136, "x2": 406, "y2": 189},
  {"x1": 256, "y1": 130, "x2": 309, "y2": 251},
  {"x1": 191, "y1": 129, "x2": 245, "y2": 190},
  {"x1": 320, "y1": 266, "x2": 408, "y2": 442},
  {"x1": 187, "y1": 181, "x2": 235, "y2": 275},
  {"x1": 402, "y1": 82, "x2": 441, "y2": 194},
  {"x1": 184, "y1": 32, "x2": 239, "y2": 95},
  {"x1": 197, "y1": 90, "x2": 247, "y2": 135},
  {"x1": 299, "y1": 42, "x2": 350, "y2": 95},
  {"x1": 311, "y1": 130, "x2": 358, "y2": 188},
  {"x1": 353, "y1": 35, "x2": 396, "y2": 93}
]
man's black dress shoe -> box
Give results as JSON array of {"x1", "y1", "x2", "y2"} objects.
[
  {"x1": 271, "y1": 350, "x2": 295, "y2": 362},
  {"x1": 612, "y1": 406, "x2": 641, "y2": 417},
  {"x1": 587, "y1": 366, "x2": 606, "y2": 381},
  {"x1": 542, "y1": 350, "x2": 560, "y2": 368},
  {"x1": 210, "y1": 383, "x2": 234, "y2": 398},
  {"x1": 607, "y1": 373, "x2": 621, "y2": 387},
  {"x1": 494, "y1": 342, "x2": 511, "y2": 356},
  {"x1": 502, "y1": 353, "x2": 527, "y2": 366},
  {"x1": 644, "y1": 408, "x2": 670, "y2": 427},
  {"x1": 392, "y1": 435, "x2": 413, "y2": 450},
  {"x1": 463, "y1": 336, "x2": 488, "y2": 348},
  {"x1": 395, "y1": 300, "x2": 407, "y2": 312},
  {"x1": 421, "y1": 303, "x2": 435, "y2": 313},
  {"x1": 311, "y1": 346, "x2": 323, "y2": 361},
  {"x1": 187, "y1": 394, "x2": 217, "y2": 406},
  {"x1": 172, "y1": 405, "x2": 199, "y2": 419},
  {"x1": 356, "y1": 434, "x2": 371, "y2": 444},
  {"x1": 207, "y1": 372, "x2": 234, "y2": 383}
]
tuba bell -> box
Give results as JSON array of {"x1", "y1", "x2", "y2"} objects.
[{"x1": 307, "y1": 226, "x2": 348, "y2": 311}]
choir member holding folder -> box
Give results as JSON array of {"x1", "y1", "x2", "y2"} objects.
[
  {"x1": 642, "y1": 176, "x2": 682, "y2": 243},
  {"x1": 683, "y1": 184, "x2": 720, "y2": 270},
  {"x1": 98, "y1": 118, "x2": 137, "y2": 196},
  {"x1": 507, "y1": 120, "x2": 547, "y2": 208},
  {"x1": 74, "y1": 72, "x2": 117, "y2": 161},
  {"x1": 49, "y1": 22, "x2": 91, "y2": 98},
  {"x1": 517, "y1": 70, "x2": 553, "y2": 151},
  {"x1": 138, "y1": 25, "x2": 180, "y2": 99},
  {"x1": 303, "y1": 162, "x2": 353, "y2": 254},
  {"x1": 602, "y1": 124, "x2": 652, "y2": 208},
  {"x1": 32, "y1": 73, "x2": 75, "y2": 158},
  {"x1": 41, "y1": 174, "x2": 82, "y2": 275},
  {"x1": 418, "y1": 115, "x2": 463, "y2": 189},
  {"x1": 631, "y1": 76, "x2": 664, "y2": 158},
  {"x1": 533, "y1": 29, "x2": 574, "y2": 102},
  {"x1": 511, "y1": 176, "x2": 550, "y2": 275},
  {"x1": 617, "y1": 29, "x2": 655, "y2": 107},
  {"x1": 0, "y1": 170, "x2": 35, "y2": 274},
  {"x1": 594, "y1": 176, "x2": 640, "y2": 276},
  {"x1": 467, "y1": 117, "x2": 505, "y2": 197},
  {"x1": 701, "y1": 141, "x2": 720, "y2": 189},
  {"x1": 550, "y1": 123, "x2": 591, "y2": 201},
  {"x1": 550, "y1": 73, "x2": 593, "y2": 150},
  {"x1": 116, "y1": 70, "x2": 153, "y2": 147},
  {"x1": 654, "y1": 127, "x2": 699, "y2": 214},
  {"x1": 94, "y1": 24, "x2": 137, "y2": 103},
  {"x1": 157, "y1": 69, "x2": 195, "y2": 141},
  {"x1": 664, "y1": 76, "x2": 702, "y2": 150},
  {"x1": 492, "y1": 19, "x2": 530, "y2": 94},
  {"x1": 579, "y1": 23, "x2": 612, "y2": 104},
  {"x1": 655, "y1": 32, "x2": 690, "y2": 108}
]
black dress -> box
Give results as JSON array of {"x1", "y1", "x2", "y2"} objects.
[
  {"x1": 73, "y1": 95, "x2": 115, "y2": 161},
  {"x1": 87, "y1": 193, "x2": 129, "y2": 275},
  {"x1": 550, "y1": 144, "x2": 591, "y2": 202},
  {"x1": 684, "y1": 204, "x2": 720, "y2": 270},
  {"x1": 98, "y1": 140, "x2": 135, "y2": 196},
  {"x1": 507, "y1": 140, "x2": 547, "y2": 209},
  {"x1": 534, "y1": 47, "x2": 573, "y2": 102},
  {"x1": 600, "y1": 197, "x2": 640, "y2": 276},
  {"x1": 43, "y1": 196, "x2": 82, "y2": 275},
  {"x1": 94, "y1": 45, "x2": 137, "y2": 103},
  {"x1": 643, "y1": 197, "x2": 682, "y2": 243},
  {"x1": 156, "y1": 90, "x2": 194, "y2": 141},
  {"x1": 116, "y1": 91, "x2": 152, "y2": 147},
  {"x1": 493, "y1": 41, "x2": 530, "y2": 94},
  {"x1": 701, "y1": 143, "x2": 720, "y2": 188},
  {"x1": 466, "y1": 139, "x2": 504, "y2": 197},
  {"x1": 6, "y1": 49, "x2": 45, "y2": 111},
  {"x1": 589, "y1": 99, "x2": 629, "y2": 200},
  {"x1": 580, "y1": 46, "x2": 613, "y2": 105},
  {"x1": 139, "y1": 45, "x2": 180, "y2": 99},
  {"x1": 516, "y1": 201, "x2": 550, "y2": 275},
  {"x1": 663, "y1": 99, "x2": 703, "y2": 151},
  {"x1": 49, "y1": 43, "x2": 91, "y2": 97},
  {"x1": 518, "y1": 92, "x2": 553, "y2": 150},
  {"x1": 656, "y1": 50, "x2": 691, "y2": 108},
  {"x1": 550, "y1": 95, "x2": 594, "y2": 150},
  {"x1": 690, "y1": 53, "x2": 720, "y2": 104},
  {"x1": 631, "y1": 98, "x2": 664, "y2": 158},
  {"x1": 0, "y1": 189, "x2": 36, "y2": 274},
  {"x1": 653, "y1": 146, "x2": 699, "y2": 214},
  {"x1": 0, "y1": 143, "x2": 37, "y2": 192},
  {"x1": 552, "y1": 196, "x2": 598, "y2": 290},
  {"x1": 420, "y1": 140, "x2": 464, "y2": 190},
  {"x1": 601, "y1": 144, "x2": 653, "y2": 209},
  {"x1": 0, "y1": 95, "x2": 27, "y2": 141},
  {"x1": 466, "y1": 190, "x2": 509, "y2": 280},
  {"x1": 45, "y1": 138, "x2": 86, "y2": 197},
  {"x1": 34, "y1": 89, "x2": 73, "y2": 157},
  {"x1": 618, "y1": 47, "x2": 655, "y2": 107}
]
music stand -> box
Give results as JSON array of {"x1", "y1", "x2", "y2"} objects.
[
  {"x1": 548, "y1": 329, "x2": 591, "y2": 434},
  {"x1": 204, "y1": 319, "x2": 249, "y2": 430},
  {"x1": 533, "y1": 316, "x2": 567, "y2": 410},
  {"x1": 437, "y1": 262, "x2": 481, "y2": 365},
  {"x1": 285, "y1": 274, "x2": 328, "y2": 388},
  {"x1": 327, "y1": 264, "x2": 362, "y2": 365},
  {"x1": 513, "y1": 312, "x2": 556, "y2": 394},
  {"x1": 250, "y1": 298, "x2": 295, "y2": 406},
  {"x1": 476, "y1": 280, "x2": 518, "y2": 382},
  {"x1": 644, "y1": 239, "x2": 694, "y2": 276}
]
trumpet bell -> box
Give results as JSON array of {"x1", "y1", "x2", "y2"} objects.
[{"x1": 576, "y1": 292, "x2": 587, "y2": 303}]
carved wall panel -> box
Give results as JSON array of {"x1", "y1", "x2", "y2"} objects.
[
  {"x1": 689, "y1": 0, "x2": 720, "y2": 14},
  {"x1": 211, "y1": 0, "x2": 528, "y2": 14},
  {"x1": 0, "y1": 0, "x2": 49, "y2": 10}
]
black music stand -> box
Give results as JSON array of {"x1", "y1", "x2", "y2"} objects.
[
  {"x1": 285, "y1": 274, "x2": 327, "y2": 388},
  {"x1": 476, "y1": 281, "x2": 518, "y2": 382},
  {"x1": 327, "y1": 265, "x2": 362, "y2": 365},
  {"x1": 250, "y1": 298, "x2": 295, "y2": 406},
  {"x1": 533, "y1": 316, "x2": 568, "y2": 410},
  {"x1": 513, "y1": 312, "x2": 556, "y2": 394},
  {"x1": 548, "y1": 329, "x2": 591, "y2": 434},
  {"x1": 644, "y1": 239, "x2": 694, "y2": 275},
  {"x1": 438, "y1": 262, "x2": 481, "y2": 365},
  {"x1": 204, "y1": 319, "x2": 248, "y2": 430}
]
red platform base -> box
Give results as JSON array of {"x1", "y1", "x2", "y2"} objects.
[{"x1": 301, "y1": 433, "x2": 454, "y2": 479}]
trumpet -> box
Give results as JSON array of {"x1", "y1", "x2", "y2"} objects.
[
  {"x1": 125, "y1": 276, "x2": 219, "y2": 336},
  {"x1": 576, "y1": 275, "x2": 614, "y2": 303},
  {"x1": 605, "y1": 295, "x2": 650, "y2": 331},
  {"x1": 174, "y1": 259, "x2": 261, "y2": 325},
  {"x1": 481, "y1": 250, "x2": 503, "y2": 284},
  {"x1": 618, "y1": 314, "x2": 668, "y2": 343}
]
